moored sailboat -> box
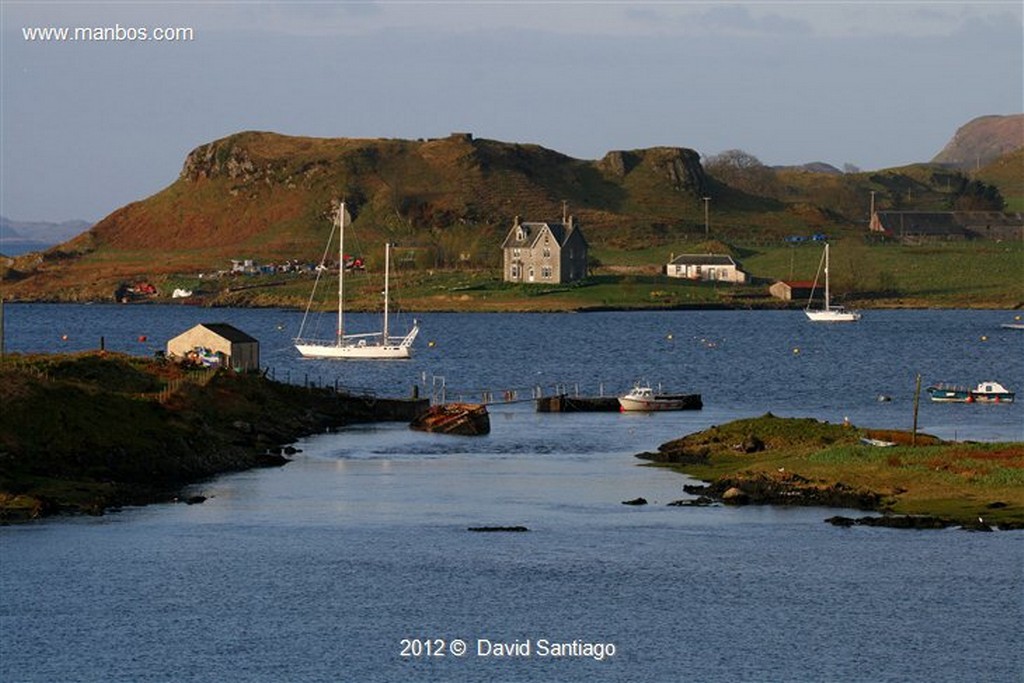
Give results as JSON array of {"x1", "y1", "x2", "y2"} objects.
[
  {"x1": 804, "y1": 243, "x2": 861, "y2": 322},
  {"x1": 294, "y1": 201, "x2": 419, "y2": 359}
]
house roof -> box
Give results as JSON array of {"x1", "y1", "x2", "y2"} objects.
[
  {"x1": 668, "y1": 254, "x2": 737, "y2": 266},
  {"x1": 197, "y1": 323, "x2": 258, "y2": 344},
  {"x1": 502, "y1": 219, "x2": 586, "y2": 250}
]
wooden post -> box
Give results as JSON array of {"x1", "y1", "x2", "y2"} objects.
[{"x1": 912, "y1": 373, "x2": 922, "y2": 446}]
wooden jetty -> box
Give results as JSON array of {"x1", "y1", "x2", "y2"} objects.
[{"x1": 536, "y1": 394, "x2": 621, "y2": 412}]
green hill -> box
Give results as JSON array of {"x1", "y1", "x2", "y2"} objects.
[{"x1": 2, "y1": 130, "x2": 1020, "y2": 307}]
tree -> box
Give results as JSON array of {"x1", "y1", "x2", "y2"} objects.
[
  {"x1": 704, "y1": 149, "x2": 778, "y2": 197},
  {"x1": 948, "y1": 178, "x2": 1005, "y2": 211}
]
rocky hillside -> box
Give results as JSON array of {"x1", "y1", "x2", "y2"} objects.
[
  {"x1": 75, "y1": 131, "x2": 709, "y2": 255},
  {"x1": 931, "y1": 114, "x2": 1024, "y2": 169},
  {"x1": 1, "y1": 125, "x2": 1020, "y2": 302}
]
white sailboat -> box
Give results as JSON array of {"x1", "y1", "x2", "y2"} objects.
[
  {"x1": 294, "y1": 201, "x2": 419, "y2": 359},
  {"x1": 804, "y1": 243, "x2": 861, "y2": 322}
]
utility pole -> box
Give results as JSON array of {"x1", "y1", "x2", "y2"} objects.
[
  {"x1": 702, "y1": 196, "x2": 711, "y2": 238},
  {"x1": 912, "y1": 373, "x2": 922, "y2": 446}
]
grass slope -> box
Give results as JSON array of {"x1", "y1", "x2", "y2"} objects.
[{"x1": 644, "y1": 414, "x2": 1024, "y2": 526}]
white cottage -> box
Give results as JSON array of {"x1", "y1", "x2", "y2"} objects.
[{"x1": 665, "y1": 254, "x2": 747, "y2": 284}]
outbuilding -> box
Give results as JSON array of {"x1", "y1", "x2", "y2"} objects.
[
  {"x1": 166, "y1": 323, "x2": 260, "y2": 371},
  {"x1": 769, "y1": 280, "x2": 818, "y2": 302}
]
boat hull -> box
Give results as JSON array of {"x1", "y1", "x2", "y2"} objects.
[
  {"x1": 618, "y1": 394, "x2": 702, "y2": 412},
  {"x1": 410, "y1": 403, "x2": 490, "y2": 436},
  {"x1": 970, "y1": 391, "x2": 1015, "y2": 403},
  {"x1": 295, "y1": 342, "x2": 412, "y2": 360},
  {"x1": 926, "y1": 385, "x2": 970, "y2": 402},
  {"x1": 804, "y1": 309, "x2": 861, "y2": 322},
  {"x1": 295, "y1": 326, "x2": 419, "y2": 360}
]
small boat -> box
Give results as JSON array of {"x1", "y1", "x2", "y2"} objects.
[
  {"x1": 860, "y1": 437, "x2": 897, "y2": 447},
  {"x1": 927, "y1": 381, "x2": 1015, "y2": 403},
  {"x1": 410, "y1": 403, "x2": 490, "y2": 436},
  {"x1": 926, "y1": 383, "x2": 970, "y2": 402},
  {"x1": 617, "y1": 384, "x2": 703, "y2": 412},
  {"x1": 1000, "y1": 323, "x2": 1024, "y2": 330},
  {"x1": 294, "y1": 201, "x2": 419, "y2": 360},
  {"x1": 969, "y1": 381, "x2": 1015, "y2": 403},
  {"x1": 804, "y1": 243, "x2": 861, "y2": 322}
]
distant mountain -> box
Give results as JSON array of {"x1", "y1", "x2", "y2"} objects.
[
  {"x1": 931, "y1": 114, "x2": 1024, "y2": 169},
  {"x1": 0, "y1": 216, "x2": 92, "y2": 256}
]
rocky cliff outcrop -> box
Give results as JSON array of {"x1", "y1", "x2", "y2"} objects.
[
  {"x1": 932, "y1": 114, "x2": 1024, "y2": 169},
  {"x1": 599, "y1": 147, "x2": 707, "y2": 195}
]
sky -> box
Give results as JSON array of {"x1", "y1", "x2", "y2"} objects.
[{"x1": 1, "y1": 1, "x2": 1021, "y2": 224}]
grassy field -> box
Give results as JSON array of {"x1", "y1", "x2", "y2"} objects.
[
  {"x1": 645, "y1": 415, "x2": 1024, "y2": 527},
  {"x1": 160, "y1": 238, "x2": 1024, "y2": 312}
]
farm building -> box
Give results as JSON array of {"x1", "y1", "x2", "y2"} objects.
[
  {"x1": 166, "y1": 323, "x2": 260, "y2": 371},
  {"x1": 870, "y1": 211, "x2": 1023, "y2": 242},
  {"x1": 769, "y1": 280, "x2": 819, "y2": 302},
  {"x1": 665, "y1": 254, "x2": 748, "y2": 283}
]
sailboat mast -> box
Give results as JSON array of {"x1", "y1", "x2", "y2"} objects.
[
  {"x1": 823, "y1": 243, "x2": 831, "y2": 312},
  {"x1": 383, "y1": 242, "x2": 390, "y2": 342},
  {"x1": 337, "y1": 201, "x2": 345, "y2": 343}
]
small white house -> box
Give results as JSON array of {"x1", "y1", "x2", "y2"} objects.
[{"x1": 666, "y1": 254, "x2": 747, "y2": 283}]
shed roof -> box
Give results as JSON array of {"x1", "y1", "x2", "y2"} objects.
[{"x1": 196, "y1": 323, "x2": 258, "y2": 344}]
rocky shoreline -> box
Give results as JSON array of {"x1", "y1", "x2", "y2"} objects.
[
  {"x1": 635, "y1": 414, "x2": 1024, "y2": 531},
  {"x1": 672, "y1": 475, "x2": 1024, "y2": 531},
  {"x1": 0, "y1": 353, "x2": 428, "y2": 522}
]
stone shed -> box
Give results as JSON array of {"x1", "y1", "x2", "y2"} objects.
[
  {"x1": 166, "y1": 323, "x2": 260, "y2": 371},
  {"x1": 769, "y1": 280, "x2": 817, "y2": 302}
]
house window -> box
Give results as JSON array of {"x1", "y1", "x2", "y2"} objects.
[
  {"x1": 543, "y1": 247, "x2": 551, "y2": 258},
  {"x1": 516, "y1": 228, "x2": 524, "y2": 240},
  {"x1": 542, "y1": 266, "x2": 552, "y2": 279},
  {"x1": 513, "y1": 248, "x2": 520, "y2": 258},
  {"x1": 511, "y1": 265, "x2": 519, "y2": 279}
]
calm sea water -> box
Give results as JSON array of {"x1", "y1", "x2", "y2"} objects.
[{"x1": 1, "y1": 305, "x2": 1022, "y2": 682}]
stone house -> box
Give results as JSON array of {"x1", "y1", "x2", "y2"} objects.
[
  {"x1": 665, "y1": 254, "x2": 748, "y2": 283},
  {"x1": 502, "y1": 215, "x2": 588, "y2": 284},
  {"x1": 166, "y1": 323, "x2": 260, "y2": 371}
]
